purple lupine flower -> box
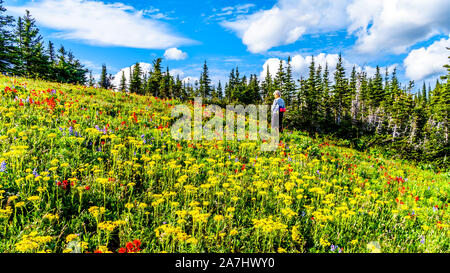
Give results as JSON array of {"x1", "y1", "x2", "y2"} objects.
[
  {"x1": 420, "y1": 236, "x2": 425, "y2": 244},
  {"x1": 330, "y1": 245, "x2": 336, "y2": 252},
  {"x1": 0, "y1": 161, "x2": 7, "y2": 173},
  {"x1": 33, "y1": 168, "x2": 39, "y2": 177}
]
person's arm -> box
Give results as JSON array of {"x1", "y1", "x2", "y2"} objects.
[{"x1": 271, "y1": 99, "x2": 279, "y2": 114}]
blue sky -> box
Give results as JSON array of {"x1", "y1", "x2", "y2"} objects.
[{"x1": 5, "y1": 0, "x2": 450, "y2": 90}]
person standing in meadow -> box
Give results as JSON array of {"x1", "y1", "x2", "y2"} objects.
[{"x1": 271, "y1": 90, "x2": 286, "y2": 133}]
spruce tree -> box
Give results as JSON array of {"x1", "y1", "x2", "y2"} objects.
[
  {"x1": 148, "y1": 58, "x2": 162, "y2": 97},
  {"x1": 129, "y1": 62, "x2": 142, "y2": 94},
  {"x1": 119, "y1": 70, "x2": 127, "y2": 92},
  {"x1": 371, "y1": 66, "x2": 384, "y2": 108},
  {"x1": 88, "y1": 71, "x2": 95, "y2": 87},
  {"x1": 217, "y1": 81, "x2": 223, "y2": 100},
  {"x1": 0, "y1": 0, "x2": 15, "y2": 73},
  {"x1": 332, "y1": 53, "x2": 348, "y2": 125},
  {"x1": 284, "y1": 56, "x2": 296, "y2": 105},
  {"x1": 99, "y1": 64, "x2": 109, "y2": 89},
  {"x1": 199, "y1": 61, "x2": 211, "y2": 98},
  {"x1": 14, "y1": 10, "x2": 49, "y2": 78},
  {"x1": 274, "y1": 60, "x2": 285, "y2": 95},
  {"x1": 261, "y1": 65, "x2": 273, "y2": 104}
]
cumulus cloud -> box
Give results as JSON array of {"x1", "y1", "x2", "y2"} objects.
[
  {"x1": 260, "y1": 53, "x2": 397, "y2": 80},
  {"x1": 221, "y1": 0, "x2": 450, "y2": 55},
  {"x1": 221, "y1": 0, "x2": 351, "y2": 53},
  {"x1": 347, "y1": 0, "x2": 450, "y2": 54},
  {"x1": 404, "y1": 36, "x2": 450, "y2": 81},
  {"x1": 182, "y1": 76, "x2": 199, "y2": 85},
  {"x1": 111, "y1": 62, "x2": 152, "y2": 89},
  {"x1": 164, "y1": 48, "x2": 188, "y2": 60},
  {"x1": 7, "y1": 0, "x2": 195, "y2": 49}
]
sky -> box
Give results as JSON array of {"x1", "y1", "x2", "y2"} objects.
[{"x1": 5, "y1": 0, "x2": 450, "y2": 90}]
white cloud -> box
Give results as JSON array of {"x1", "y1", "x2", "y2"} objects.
[
  {"x1": 7, "y1": 0, "x2": 194, "y2": 49},
  {"x1": 182, "y1": 76, "x2": 199, "y2": 85},
  {"x1": 404, "y1": 36, "x2": 450, "y2": 81},
  {"x1": 164, "y1": 48, "x2": 188, "y2": 60},
  {"x1": 347, "y1": 0, "x2": 450, "y2": 54},
  {"x1": 170, "y1": 69, "x2": 185, "y2": 78},
  {"x1": 260, "y1": 53, "x2": 397, "y2": 80},
  {"x1": 221, "y1": 0, "x2": 450, "y2": 55},
  {"x1": 111, "y1": 62, "x2": 152, "y2": 89},
  {"x1": 221, "y1": 0, "x2": 350, "y2": 53}
]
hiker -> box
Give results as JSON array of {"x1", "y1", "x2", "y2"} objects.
[{"x1": 271, "y1": 90, "x2": 286, "y2": 133}]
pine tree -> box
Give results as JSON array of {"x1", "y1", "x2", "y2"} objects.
[
  {"x1": 88, "y1": 71, "x2": 95, "y2": 87},
  {"x1": 0, "y1": 0, "x2": 15, "y2": 73},
  {"x1": 129, "y1": 62, "x2": 142, "y2": 94},
  {"x1": 261, "y1": 65, "x2": 273, "y2": 105},
  {"x1": 274, "y1": 60, "x2": 285, "y2": 95},
  {"x1": 14, "y1": 10, "x2": 49, "y2": 78},
  {"x1": 245, "y1": 74, "x2": 260, "y2": 104},
  {"x1": 226, "y1": 68, "x2": 236, "y2": 102},
  {"x1": 332, "y1": 53, "x2": 349, "y2": 125},
  {"x1": 199, "y1": 60, "x2": 211, "y2": 98},
  {"x1": 284, "y1": 56, "x2": 296, "y2": 105},
  {"x1": 47, "y1": 41, "x2": 56, "y2": 64},
  {"x1": 305, "y1": 56, "x2": 317, "y2": 129},
  {"x1": 148, "y1": 58, "x2": 162, "y2": 97},
  {"x1": 119, "y1": 70, "x2": 127, "y2": 92},
  {"x1": 370, "y1": 66, "x2": 384, "y2": 108},
  {"x1": 99, "y1": 64, "x2": 109, "y2": 89},
  {"x1": 217, "y1": 81, "x2": 223, "y2": 100}
]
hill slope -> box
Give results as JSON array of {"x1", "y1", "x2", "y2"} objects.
[{"x1": 0, "y1": 75, "x2": 449, "y2": 253}]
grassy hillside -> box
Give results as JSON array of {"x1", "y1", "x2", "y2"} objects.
[{"x1": 0, "y1": 75, "x2": 449, "y2": 253}]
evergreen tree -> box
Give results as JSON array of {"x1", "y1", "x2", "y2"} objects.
[
  {"x1": 332, "y1": 53, "x2": 349, "y2": 125},
  {"x1": 216, "y1": 80, "x2": 223, "y2": 100},
  {"x1": 284, "y1": 56, "x2": 296, "y2": 105},
  {"x1": 370, "y1": 66, "x2": 384, "y2": 108},
  {"x1": 148, "y1": 58, "x2": 162, "y2": 97},
  {"x1": 99, "y1": 64, "x2": 109, "y2": 89},
  {"x1": 88, "y1": 71, "x2": 95, "y2": 87},
  {"x1": 119, "y1": 70, "x2": 127, "y2": 92},
  {"x1": 0, "y1": 1, "x2": 15, "y2": 73},
  {"x1": 199, "y1": 61, "x2": 211, "y2": 98},
  {"x1": 274, "y1": 60, "x2": 285, "y2": 95},
  {"x1": 261, "y1": 65, "x2": 273, "y2": 104},
  {"x1": 47, "y1": 41, "x2": 56, "y2": 64},
  {"x1": 14, "y1": 10, "x2": 49, "y2": 78},
  {"x1": 129, "y1": 62, "x2": 142, "y2": 94}
]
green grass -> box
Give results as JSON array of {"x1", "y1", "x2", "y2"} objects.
[{"x1": 0, "y1": 75, "x2": 449, "y2": 253}]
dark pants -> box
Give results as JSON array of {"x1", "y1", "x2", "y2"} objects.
[{"x1": 279, "y1": 111, "x2": 283, "y2": 133}]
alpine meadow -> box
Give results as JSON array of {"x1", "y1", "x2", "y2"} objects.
[{"x1": 0, "y1": 0, "x2": 449, "y2": 254}]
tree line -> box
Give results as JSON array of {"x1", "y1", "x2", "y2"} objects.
[
  {"x1": 118, "y1": 52, "x2": 449, "y2": 168},
  {"x1": 0, "y1": 2, "x2": 87, "y2": 84}
]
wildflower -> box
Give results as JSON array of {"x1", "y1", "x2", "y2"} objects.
[
  {"x1": 66, "y1": 234, "x2": 79, "y2": 243},
  {"x1": 0, "y1": 161, "x2": 6, "y2": 173},
  {"x1": 27, "y1": 196, "x2": 40, "y2": 202}
]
